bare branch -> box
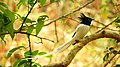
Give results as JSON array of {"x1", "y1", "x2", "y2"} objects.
[
  {"x1": 44, "y1": 0, "x2": 95, "y2": 26},
  {"x1": 1, "y1": 31, "x2": 54, "y2": 43},
  {"x1": 27, "y1": 35, "x2": 32, "y2": 66},
  {"x1": 96, "y1": 17, "x2": 119, "y2": 33}
]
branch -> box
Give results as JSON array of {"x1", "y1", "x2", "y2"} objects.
[
  {"x1": 96, "y1": 17, "x2": 119, "y2": 33},
  {"x1": 19, "y1": 0, "x2": 38, "y2": 31},
  {"x1": 91, "y1": 25, "x2": 120, "y2": 32},
  {"x1": 42, "y1": 31, "x2": 120, "y2": 67},
  {"x1": 1, "y1": 31, "x2": 54, "y2": 43},
  {"x1": 27, "y1": 35, "x2": 32, "y2": 67},
  {"x1": 44, "y1": 0, "x2": 95, "y2": 26}
]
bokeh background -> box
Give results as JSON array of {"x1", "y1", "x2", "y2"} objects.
[{"x1": 0, "y1": 0, "x2": 120, "y2": 67}]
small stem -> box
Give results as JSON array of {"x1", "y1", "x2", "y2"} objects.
[
  {"x1": 27, "y1": 35, "x2": 32, "y2": 67},
  {"x1": 54, "y1": 21, "x2": 59, "y2": 42},
  {"x1": 96, "y1": 16, "x2": 119, "y2": 33}
]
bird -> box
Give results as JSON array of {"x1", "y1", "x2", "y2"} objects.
[{"x1": 27, "y1": 13, "x2": 94, "y2": 59}]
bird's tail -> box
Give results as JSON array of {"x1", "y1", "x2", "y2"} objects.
[{"x1": 26, "y1": 38, "x2": 74, "y2": 59}]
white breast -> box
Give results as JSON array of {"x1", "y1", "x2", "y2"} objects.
[{"x1": 73, "y1": 24, "x2": 90, "y2": 40}]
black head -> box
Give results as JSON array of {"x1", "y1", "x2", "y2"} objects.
[{"x1": 78, "y1": 13, "x2": 94, "y2": 26}]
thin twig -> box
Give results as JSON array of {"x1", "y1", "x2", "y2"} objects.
[
  {"x1": 96, "y1": 17, "x2": 119, "y2": 33},
  {"x1": 54, "y1": 21, "x2": 59, "y2": 42},
  {"x1": 1, "y1": 31, "x2": 54, "y2": 43},
  {"x1": 27, "y1": 35, "x2": 32, "y2": 67},
  {"x1": 44, "y1": 0, "x2": 95, "y2": 26},
  {"x1": 91, "y1": 25, "x2": 120, "y2": 32},
  {"x1": 19, "y1": 0, "x2": 38, "y2": 31},
  {"x1": 66, "y1": 17, "x2": 79, "y2": 23},
  {"x1": 19, "y1": 32, "x2": 54, "y2": 43},
  {"x1": 94, "y1": 20, "x2": 106, "y2": 26}
]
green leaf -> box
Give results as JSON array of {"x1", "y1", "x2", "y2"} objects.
[
  {"x1": 6, "y1": 46, "x2": 25, "y2": 58},
  {"x1": 13, "y1": 59, "x2": 27, "y2": 67},
  {"x1": 27, "y1": 25, "x2": 34, "y2": 34},
  {"x1": 24, "y1": 50, "x2": 31, "y2": 58},
  {"x1": 103, "y1": 53, "x2": 109, "y2": 62},
  {"x1": 6, "y1": 22, "x2": 14, "y2": 39},
  {"x1": 0, "y1": 6, "x2": 6, "y2": 13},
  {"x1": 32, "y1": 63, "x2": 41, "y2": 67},
  {"x1": 28, "y1": 0, "x2": 34, "y2": 6},
  {"x1": 36, "y1": 20, "x2": 44, "y2": 35},
  {"x1": 22, "y1": 17, "x2": 36, "y2": 23},
  {"x1": 24, "y1": 50, "x2": 39, "y2": 58},
  {"x1": 17, "y1": 59, "x2": 27, "y2": 66},
  {"x1": 50, "y1": 0, "x2": 55, "y2": 3},
  {"x1": 16, "y1": 2, "x2": 22, "y2": 9},
  {"x1": 115, "y1": 18, "x2": 120, "y2": 23},
  {"x1": 4, "y1": 9, "x2": 15, "y2": 22},
  {"x1": 0, "y1": 2, "x2": 8, "y2": 9},
  {"x1": 38, "y1": 15, "x2": 49, "y2": 21},
  {"x1": 38, "y1": 0, "x2": 46, "y2": 6},
  {"x1": 32, "y1": 50, "x2": 39, "y2": 56},
  {"x1": 0, "y1": 65, "x2": 2, "y2": 67},
  {"x1": 38, "y1": 52, "x2": 52, "y2": 58},
  {"x1": 38, "y1": 52, "x2": 46, "y2": 55},
  {"x1": 17, "y1": 0, "x2": 28, "y2": 9},
  {"x1": 0, "y1": 34, "x2": 6, "y2": 44}
]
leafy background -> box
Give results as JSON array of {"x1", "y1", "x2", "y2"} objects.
[{"x1": 0, "y1": 0, "x2": 120, "y2": 67}]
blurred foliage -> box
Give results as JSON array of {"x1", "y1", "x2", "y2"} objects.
[{"x1": 0, "y1": 0, "x2": 120, "y2": 67}]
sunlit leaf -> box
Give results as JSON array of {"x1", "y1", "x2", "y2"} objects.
[
  {"x1": 17, "y1": 59, "x2": 27, "y2": 67},
  {"x1": 6, "y1": 22, "x2": 14, "y2": 39},
  {"x1": 0, "y1": 6, "x2": 6, "y2": 13},
  {"x1": 27, "y1": 25, "x2": 34, "y2": 34},
  {"x1": 24, "y1": 50, "x2": 39, "y2": 58},
  {"x1": 28, "y1": 0, "x2": 34, "y2": 6},
  {"x1": 22, "y1": 17, "x2": 36, "y2": 23},
  {"x1": 17, "y1": 0, "x2": 28, "y2": 9},
  {"x1": 38, "y1": 52, "x2": 46, "y2": 55},
  {"x1": 16, "y1": 2, "x2": 22, "y2": 9},
  {"x1": 0, "y1": 2, "x2": 8, "y2": 9},
  {"x1": 0, "y1": 34, "x2": 6, "y2": 44},
  {"x1": 32, "y1": 63, "x2": 41, "y2": 67},
  {"x1": 38, "y1": 15, "x2": 49, "y2": 21},
  {"x1": 32, "y1": 50, "x2": 39, "y2": 56},
  {"x1": 38, "y1": 0, "x2": 46, "y2": 6},
  {"x1": 4, "y1": 9, "x2": 15, "y2": 22},
  {"x1": 36, "y1": 20, "x2": 44, "y2": 35},
  {"x1": 13, "y1": 59, "x2": 27, "y2": 67},
  {"x1": 24, "y1": 50, "x2": 31, "y2": 58},
  {"x1": 6, "y1": 46, "x2": 25, "y2": 58},
  {"x1": 38, "y1": 52, "x2": 52, "y2": 58}
]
